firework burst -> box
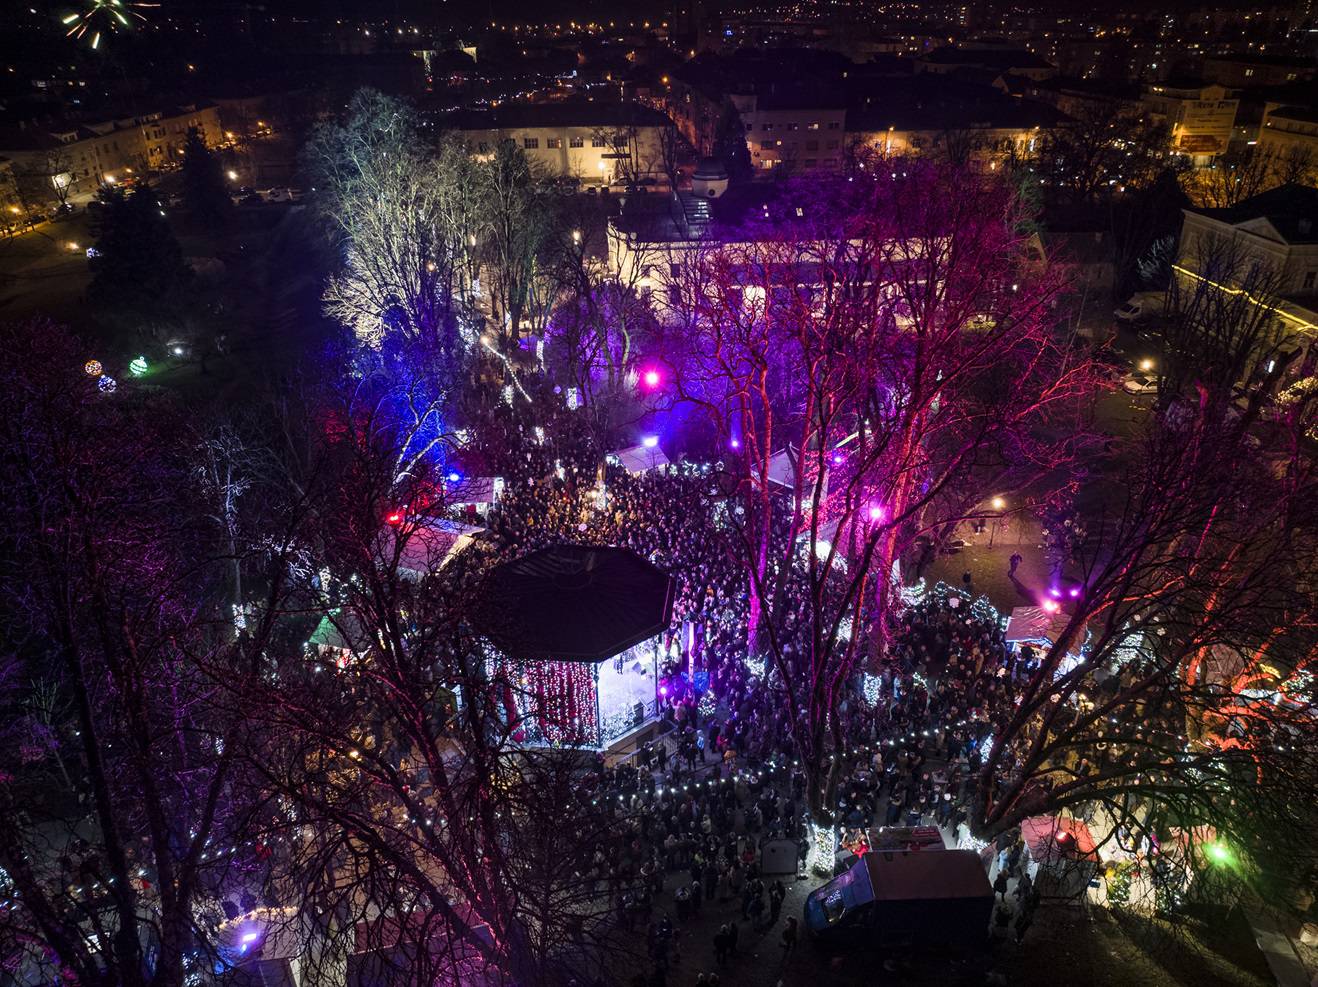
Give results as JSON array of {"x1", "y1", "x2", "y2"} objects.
[{"x1": 61, "y1": 0, "x2": 158, "y2": 50}]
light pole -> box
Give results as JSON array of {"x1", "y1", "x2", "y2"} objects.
[{"x1": 989, "y1": 496, "x2": 1006, "y2": 548}]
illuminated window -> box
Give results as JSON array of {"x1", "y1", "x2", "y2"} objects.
[{"x1": 569, "y1": 136, "x2": 584, "y2": 148}]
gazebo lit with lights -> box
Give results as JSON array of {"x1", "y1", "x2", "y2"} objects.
[{"x1": 476, "y1": 544, "x2": 675, "y2": 749}]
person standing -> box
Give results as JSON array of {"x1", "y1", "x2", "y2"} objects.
[
  {"x1": 713, "y1": 925, "x2": 729, "y2": 965},
  {"x1": 1014, "y1": 907, "x2": 1033, "y2": 944},
  {"x1": 780, "y1": 917, "x2": 798, "y2": 954},
  {"x1": 768, "y1": 880, "x2": 785, "y2": 925}
]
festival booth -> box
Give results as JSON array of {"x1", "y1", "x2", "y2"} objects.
[
  {"x1": 835, "y1": 826, "x2": 945, "y2": 875},
  {"x1": 476, "y1": 545, "x2": 675, "y2": 750},
  {"x1": 396, "y1": 519, "x2": 485, "y2": 580},
  {"x1": 349, "y1": 904, "x2": 499, "y2": 987},
  {"x1": 447, "y1": 475, "x2": 504, "y2": 523},
  {"x1": 610, "y1": 442, "x2": 670, "y2": 474},
  {"x1": 804, "y1": 849, "x2": 994, "y2": 949},
  {"x1": 215, "y1": 906, "x2": 309, "y2": 985},
  {"x1": 1020, "y1": 815, "x2": 1102, "y2": 901},
  {"x1": 1005, "y1": 605, "x2": 1089, "y2": 676}
]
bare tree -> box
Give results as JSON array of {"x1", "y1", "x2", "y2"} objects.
[
  {"x1": 0, "y1": 319, "x2": 301, "y2": 987},
  {"x1": 306, "y1": 89, "x2": 470, "y2": 355},
  {"x1": 234, "y1": 379, "x2": 632, "y2": 986},
  {"x1": 659, "y1": 158, "x2": 1103, "y2": 832},
  {"x1": 962, "y1": 246, "x2": 1318, "y2": 916}
]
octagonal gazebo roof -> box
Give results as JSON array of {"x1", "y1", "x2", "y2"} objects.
[{"x1": 476, "y1": 544, "x2": 675, "y2": 662}]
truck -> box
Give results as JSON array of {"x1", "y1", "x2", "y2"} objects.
[{"x1": 805, "y1": 848, "x2": 994, "y2": 951}]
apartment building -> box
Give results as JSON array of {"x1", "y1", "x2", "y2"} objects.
[
  {"x1": 732, "y1": 93, "x2": 846, "y2": 172},
  {"x1": 0, "y1": 102, "x2": 222, "y2": 206},
  {"x1": 1141, "y1": 83, "x2": 1238, "y2": 164},
  {"x1": 446, "y1": 102, "x2": 672, "y2": 187}
]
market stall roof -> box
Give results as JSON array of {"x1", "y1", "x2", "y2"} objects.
[
  {"x1": 752, "y1": 447, "x2": 797, "y2": 488},
  {"x1": 448, "y1": 475, "x2": 503, "y2": 504},
  {"x1": 612, "y1": 443, "x2": 670, "y2": 473},
  {"x1": 309, "y1": 610, "x2": 371, "y2": 653},
  {"x1": 862, "y1": 848, "x2": 993, "y2": 902},
  {"x1": 396, "y1": 519, "x2": 484, "y2": 577},
  {"x1": 1021, "y1": 815, "x2": 1099, "y2": 862},
  {"x1": 1004, "y1": 606, "x2": 1087, "y2": 650},
  {"x1": 476, "y1": 544, "x2": 675, "y2": 662}
]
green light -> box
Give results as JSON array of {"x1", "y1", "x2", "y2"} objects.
[
  {"x1": 1207, "y1": 842, "x2": 1232, "y2": 865},
  {"x1": 129, "y1": 355, "x2": 148, "y2": 376}
]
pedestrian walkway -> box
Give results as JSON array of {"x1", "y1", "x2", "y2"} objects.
[{"x1": 1246, "y1": 908, "x2": 1311, "y2": 987}]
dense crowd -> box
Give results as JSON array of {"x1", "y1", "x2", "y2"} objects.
[{"x1": 483, "y1": 459, "x2": 1046, "y2": 984}]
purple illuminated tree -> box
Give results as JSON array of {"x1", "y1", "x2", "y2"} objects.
[{"x1": 661, "y1": 157, "x2": 1103, "y2": 820}]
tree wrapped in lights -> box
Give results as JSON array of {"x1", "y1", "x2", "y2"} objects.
[{"x1": 661, "y1": 156, "x2": 1104, "y2": 821}]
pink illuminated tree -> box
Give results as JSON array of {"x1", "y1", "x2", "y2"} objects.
[{"x1": 661, "y1": 156, "x2": 1105, "y2": 819}]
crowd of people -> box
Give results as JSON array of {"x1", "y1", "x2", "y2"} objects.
[{"x1": 479, "y1": 454, "x2": 1049, "y2": 984}]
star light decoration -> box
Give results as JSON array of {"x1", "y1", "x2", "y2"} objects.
[{"x1": 60, "y1": 0, "x2": 158, "y2": 50}]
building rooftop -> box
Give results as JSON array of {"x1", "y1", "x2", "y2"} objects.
[
  {"x1": 0, "y1": 100, "x2": 218, "y2": 152},
  {"x1": 846, "y1": 75, "x2": 1067, "y2": 132},
  {"x1": 1188, "y1": 184, "x2": 1318, "y2": 246},
  {"x1": 1266, "y1": 105, "x2": 1318, "y2": 126},
  {"x1": 919, "y1": 47, "x2": 1053, "y2": 71},
  {"x1": 439, "y1": 99, "x2": 671, "y2": 131}
]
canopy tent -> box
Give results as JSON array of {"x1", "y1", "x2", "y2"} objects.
[
  {"x1": 1021, "y1": 815, "x2": 1098, "y2": 861},
  {"x1": 1004, "y1": 606, "x2": 1087, "y2": 653},
  {"x1": 309, "y1": 610, "x2": 373, "y2": 665},
  {"x1": 752, "y1": 447, "x2": 797, "y2": 489},
  {"x1": 1021, "y1": 815, "x2": 1101, "y2": 900},
  {"x1": 447, "y1": 475, "x2": 504, "y2": 507},
  {"x1": 395, "y1": 519, "x2": 484, "y2": 579},
  {"x1": 611, "y1": 443, "x2": 670, "y2": 474}
]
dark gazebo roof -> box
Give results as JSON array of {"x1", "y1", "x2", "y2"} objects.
[{"x1": 476, "y1": 544, "x2": 675, "y2": 662}]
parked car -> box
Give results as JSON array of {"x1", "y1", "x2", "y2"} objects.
[
  {"x1": 1114, "y1": 300, "x2": 1144, "y2": 323},
  {"x1": 1122, "y1": 373, "x2": 1158, "y2": 395}
]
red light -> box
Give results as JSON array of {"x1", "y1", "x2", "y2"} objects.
[{"x1": 385, "y1": 511, "x2": 403, "y2": 525}]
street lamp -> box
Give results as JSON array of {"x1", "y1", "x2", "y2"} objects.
[
  {"x1": 227, "y1": 169, "x2": 239, "y2": 181},
  {"x1": 989, "y1": 496, "x2": 1006, "y2": 546},
  {"x1": 1139, "y1": 358, "x2": 1155, "y2": 372}
]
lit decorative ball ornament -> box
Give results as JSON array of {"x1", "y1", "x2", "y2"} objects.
[
  {"x1": 97, "y1": 374, "x2": 117, "y2": 394},
  {"x1": 84, "y1": 359, "x2": 103, "y2": 377},
  {"x1": 129, "y1": 355, "x2": 148, "y2": 376}
]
